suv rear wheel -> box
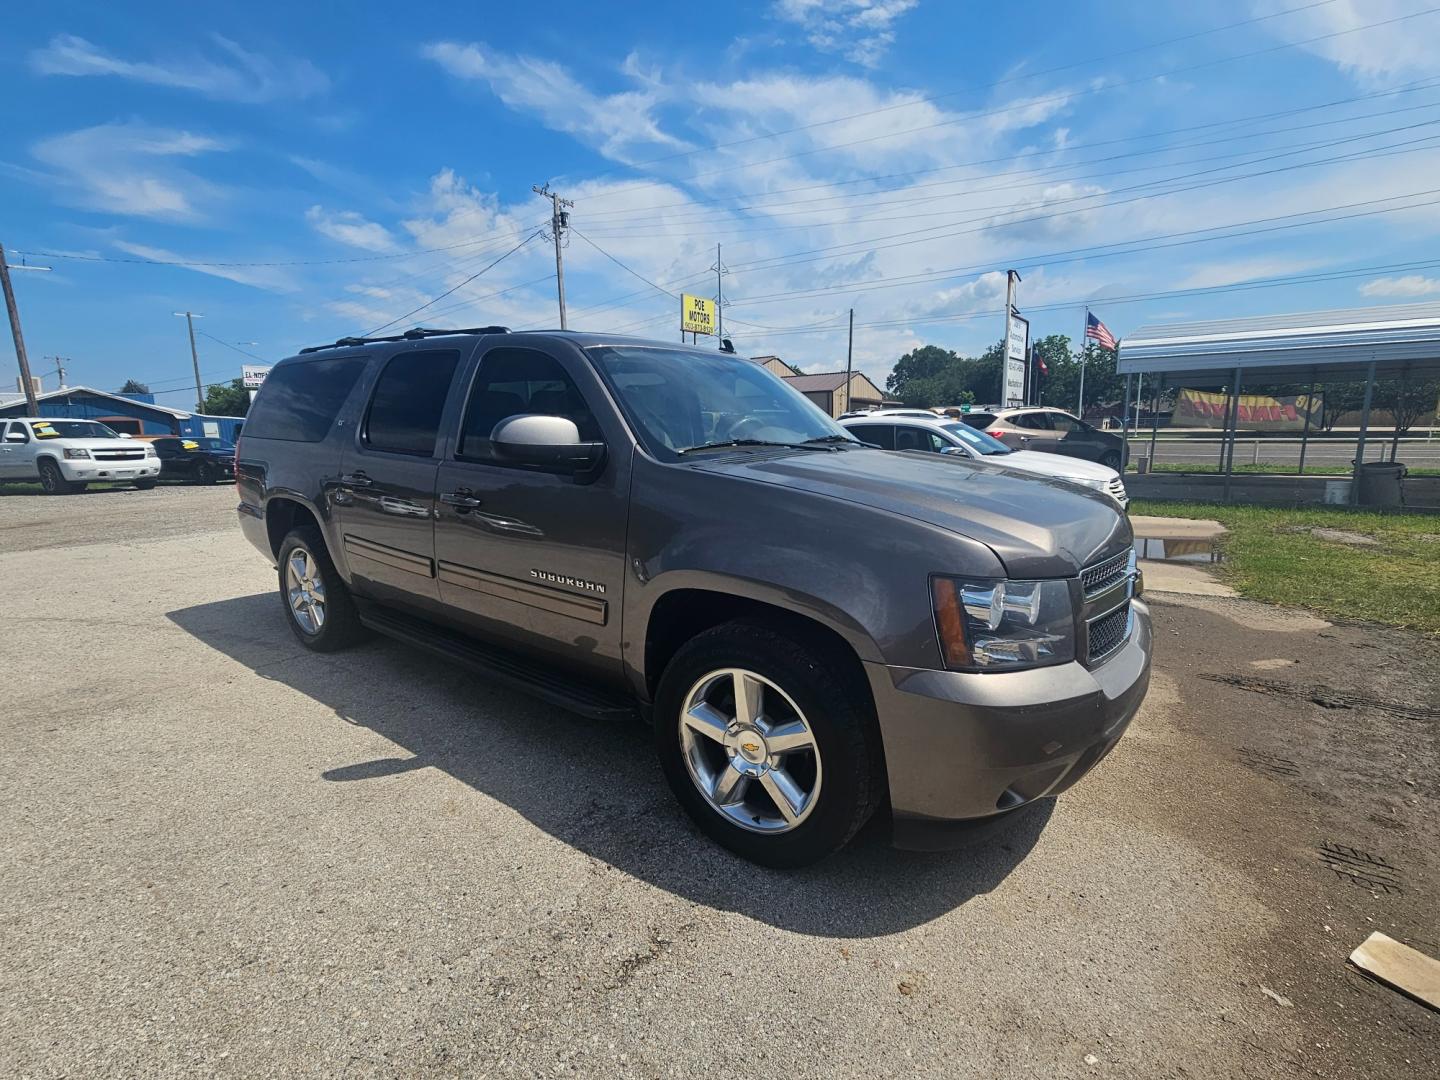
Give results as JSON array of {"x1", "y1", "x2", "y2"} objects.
[
  {"x1": 653, "y1": 620, "x2": 884, "y2": 867},
  {"x1": 277, "y1": 527, "x2": 367, "y2": 652}
]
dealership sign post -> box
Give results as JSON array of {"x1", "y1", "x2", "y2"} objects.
[
  {"x1": 1005, "y1": 312, "x2": 1028, "y2": 407},
  {"x1": 681, "y1": 293, "x2": 717, "y2": 342},
  {"x1": 242, "y1": 364, "x2": 271, "y2": 405}
]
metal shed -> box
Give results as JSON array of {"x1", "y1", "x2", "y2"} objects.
[{"x1": 1117, "y1": 302, "x2": 1440, "y2": 504}]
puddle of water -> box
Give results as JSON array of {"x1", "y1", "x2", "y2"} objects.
[{"x1": 1133, "y1": 537, "x2": 1224, "y2": 564}]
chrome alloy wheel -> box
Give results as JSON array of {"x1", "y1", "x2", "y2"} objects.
[
  {"x1": 679, "y1": 668, "x2": 822, "y2": 834},
  {"x1": 285, "y1": 547, "x2": 327, "y2": 635}
]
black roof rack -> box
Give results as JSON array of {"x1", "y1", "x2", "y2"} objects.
[{"x1": 299, "y1": 325, "x2": 511, "y2": 354}]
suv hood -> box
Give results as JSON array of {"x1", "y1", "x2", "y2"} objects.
[
  {"x1": 38, "y1": 438, "x2": 148, "y2": 452},
  {"x1": 690, "y1": 447, "x2": 1131, "y2": 579}
]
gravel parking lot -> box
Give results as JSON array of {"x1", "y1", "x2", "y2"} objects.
[{"x1": 2, "y1": 486, "x2": 1436, "y2": 1078}]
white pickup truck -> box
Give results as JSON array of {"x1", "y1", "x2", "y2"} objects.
[{"x1": 0, "y1": 417, "x2": 162, "y2": 494}]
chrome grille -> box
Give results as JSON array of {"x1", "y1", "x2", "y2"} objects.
[
  {"x1": 1088, "y1": 602, "x2": 1132, "y2": 663},
  {"x1": 1106, "y1": 478, "x2": 1128, "y2": 505},
  {"x1": 92, "y1": 449, "x2": 146, "y2": 461},
  {"x1": 1081, "y1": 549, "x2": 1130, "y2": 598}
]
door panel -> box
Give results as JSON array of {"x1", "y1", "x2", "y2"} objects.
[
  {"x1": 434, "y1": 344, "x2": 630, "y2": 683},
  {"x1": 335, "y1": 348, "x2": 464, "y2": 607}
]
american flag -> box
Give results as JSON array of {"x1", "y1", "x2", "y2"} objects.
[{"x1": 1085, "y1": 311, "x2": 1118, "y2": 350}]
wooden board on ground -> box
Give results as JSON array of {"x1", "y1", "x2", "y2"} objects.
[{"x1": 1348, "y1": 932, "x2": 1440, "y2": 1012}]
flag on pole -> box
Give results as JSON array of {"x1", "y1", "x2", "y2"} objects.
[
  {"x1": 1035, "y1": 348, "x2": 1048, "y2": 375},
  {"x1": 1085, "y1": 312, "x2": 1118, "y2": 350}
]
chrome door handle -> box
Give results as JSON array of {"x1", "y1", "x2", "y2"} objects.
[
  {"x1": 440, "y1": 489, "x2": 483, "y2": 510},
  {"x1": 340, "y1": 471, "x2": 374, "y2": 487}
]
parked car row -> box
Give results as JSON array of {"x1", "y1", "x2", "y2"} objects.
[
  {"x1": 0, "y1": 419, "x2": 234, "y2": 493},
  {"x1": 235, "y1": 328, "x2": 1150, "y2": 869}
]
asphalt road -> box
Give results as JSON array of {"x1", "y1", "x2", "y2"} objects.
[{"x1": 2, "y1": 486, "x2": 1436, "y2": 1078}]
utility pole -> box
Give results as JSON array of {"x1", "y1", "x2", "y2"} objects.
[
  {"x1": 43, "y1": 356, "x2": 70, "y2": 388},
  {"x1": 1, "y1": 243, "x2": 50, "y2": 412},
  {"x1": 709, "y1": 243, "x2": 730, "y2": 348},
  {"x1": 533, "y1": 184, "x2": 573, "y2": 329},
  {"x1": 845, "y1": 308, "x2": 854, "y2": 409},
  {"x1": 1077, "y1": 305, "x2": 1089, "y2": 418},
  {"x1": 173, "y1": 311, "x2": 205, "y2": 412}
]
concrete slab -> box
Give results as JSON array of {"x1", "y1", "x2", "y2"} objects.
[
  {"x1": 1130, "y1": 515, "x2": 1227, "y2": 541},
  {"x1": 1140, "y1": 559, "x2": 1237, "y2": 597}
]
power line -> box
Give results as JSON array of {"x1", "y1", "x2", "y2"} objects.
[{"x1": 362, "y1": 231, "x2": 543, "y2": 335}]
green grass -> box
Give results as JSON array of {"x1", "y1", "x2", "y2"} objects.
[
  {"x1": 1130, "y1": 499, "x2": 1440, "y2": 634},
  {"x1": 1136, "y1": 462, "x2": 1440, "y2": 478}
]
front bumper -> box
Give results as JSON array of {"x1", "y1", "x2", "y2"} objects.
[
  {"x1": 57, "y1": 458, "x2": 160, "y2": 482},
  {"x1": 868, "y1": 599, "x2": 1151, "y2": 850}
]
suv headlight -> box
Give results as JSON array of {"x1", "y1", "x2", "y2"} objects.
[
  {"x1": 932, "y1": 576, "x2": 1075, "y2": 670},
  {"x1": 144, "y1": 445, "x2": 158, "y2": 457},
  {"x1": 63, "y1": 448, "x2": 92, "y2": 459}
]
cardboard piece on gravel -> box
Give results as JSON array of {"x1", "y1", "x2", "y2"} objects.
[{"x1": 1348, "y1": 932, "x2": 1440, "y2": 1012}]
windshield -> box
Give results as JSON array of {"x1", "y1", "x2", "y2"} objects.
[
  {"x1": 29, "y1": 420, "x2": 120, "y2": 440},
  {"x1": 941, "y1": 422, "x2": 1012, "y2": 455},
  {"x1": 589, "y1": 346, "x2": 855, "y2": 460}
]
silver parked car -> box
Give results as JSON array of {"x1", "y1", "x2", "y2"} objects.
[
  {"x1": 841, "y1": 414, "x2": 1128, "y2": 507},
  {"x1": 961, "y1": 406, "x2": 1127, "y2": 471}
]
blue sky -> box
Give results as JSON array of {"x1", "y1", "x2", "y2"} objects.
[{"x1": 5, "y1": 1, "x2": 1440, "y2": 406}]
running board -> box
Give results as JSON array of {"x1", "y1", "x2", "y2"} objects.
[{"x1": 356, "y1": 602, "x2": 638, "y2": 722}]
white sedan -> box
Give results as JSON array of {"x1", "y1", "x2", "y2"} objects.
[{"x1": 840, "y1": 414, "x2": 1128, "y2": 507}]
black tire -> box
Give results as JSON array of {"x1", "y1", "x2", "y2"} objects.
[
  {"x1": 653, "y1": 619, "x2": 885, "y2": 868},
  {"x1": 134, "y1": 478, "x2": 158, "y2": 490},
  {"x1": 277, "y1": 526, "x2": 367, "y2": 652},
  {"x1": 195, "y1": 462, "x2": 215, "y2": 485},
  {"x1": 37, "y1": 459, "x2": 79, "y2": 495},
  {"x1": 1100, "y1": 451, "x2": 1122, "y2": 471}
]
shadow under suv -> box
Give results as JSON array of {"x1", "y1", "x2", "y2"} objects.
[{"x1": 236, "y1": 328, "x2": 1150, "y2": 867}]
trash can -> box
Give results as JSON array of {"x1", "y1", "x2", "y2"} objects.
[{"x1": 1354, "y1": 462, "x2": 1407, "y2": 507}]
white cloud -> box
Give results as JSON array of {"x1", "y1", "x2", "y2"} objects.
[
  {"x1": 1359, "y1": 274, "x2": 1440, "y2": 297},
  {"x1": 305, "y1": 206, "x2": 398, "y2": 252},
  {"x1": 1178, "y1": 257, "x2": 1330, "y2": 290},
  {"x1": 30, "y1": 121, "x2": 230, "y2": 220},
  {"x1": 29, "y1": 33, "x2": 327, "y2": 103},
  {"x1": 1253, "y1": 1, "x2": 1440, "y2": 86},
  {"x1": 422, "y1": 42, "x2": 687, "y2": 162},
  {"x1": 771, "y1": 0, "x2": 919, "y2": 66}
]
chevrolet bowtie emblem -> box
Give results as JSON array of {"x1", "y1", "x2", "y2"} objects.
[{"x1": 741, "y1": 742, "x2": 760, "y2": 754}]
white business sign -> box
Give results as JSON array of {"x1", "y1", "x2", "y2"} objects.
[
  {"x1": 1004, "y1": 312, "x2": 1028, "y2": 405},
  {"x1": 242, "y1": 364, "x2": 271, "y2": 390}
]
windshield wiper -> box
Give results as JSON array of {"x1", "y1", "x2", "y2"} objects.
[
  {"x1": 800, "y1": 434, "x2": 856, "y2": 446},
  {"x1": 678, "y1": 438, "x2": 831, "y2": 455}
]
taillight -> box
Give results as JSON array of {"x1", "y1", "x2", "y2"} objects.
[{"x1": 987, "y1": 430, "x2": 1006, "y2": 438}]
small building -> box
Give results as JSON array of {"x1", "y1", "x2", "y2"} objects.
[
  {"x1": 0, "y1": 385, "x2": 245, "y2": 443},
  {"x1": 746, "y1": 355, "x2": 801, "y2": 378},
  {"x1": 782, "y1": 370, "x2": 896, "y2": 418}
]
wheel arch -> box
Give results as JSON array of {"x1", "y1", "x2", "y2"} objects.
[
  {"x1": 263, "y1": 494, "x2": 326, "y2": 559},
  {"x1": 637, "y1": 576, "x2": 880, "y2": 704}
]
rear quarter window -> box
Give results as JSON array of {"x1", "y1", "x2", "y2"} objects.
[
  {"x1": 242, "y1": 355, "x2": 369, "y2": 442},
  {"x1": 961, "y1": 413, "x2": 995, "y2": 429}
]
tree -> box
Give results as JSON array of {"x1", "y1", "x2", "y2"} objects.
[
  {"x1": 1381, "y1": 377, "x2": 1440, "y2": 433},
  {"x1": 1320, "y1": 382, "x2": 1367, "y2": 431},
  {"x1": 118, "y1": 378, "x2": 150, "y2": 395},
  {"x1": 202, "y1": 378, "x2": 250, "y2": 417}
]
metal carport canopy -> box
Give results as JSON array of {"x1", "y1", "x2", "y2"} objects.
[{"x1": 1116, "y1": 301, "x2": 1440, "y2": 381}]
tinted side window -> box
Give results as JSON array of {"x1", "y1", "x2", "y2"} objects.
[
  {"x1": 458, "y1": 348, "x2": 600, "y2": 461},
  {"x1": 5, "y1": 422, "x2": 28, "y2": 442},
  {"x1": 244, "y1": 356, "x2": 369, "y2": 442},
  {"x1": 1049, "y1": 413, "x2": 1081, "y2": 432},
  {"x1": 962, "y1": 413, "x2": 994, "y2": 429},
  {"x1": 894, "y1": 427, "x2": 945, "y2": 452},
  {"x1": 363, "y1": 350, "x2": 461, "y2": 456},
  {"x1": 1013, "y1": 412, "x2": 1051, "y2": 430},
  {"x1": 847, "y1": 424, "x2": 893, "y2": 449}
]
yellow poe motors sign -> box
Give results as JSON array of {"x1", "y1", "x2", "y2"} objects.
[{"x1": 681, "y1": 293, "x2": 717, "y2": 335}]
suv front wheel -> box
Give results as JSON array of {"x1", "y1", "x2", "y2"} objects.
[
  {"x1": 653, "y1": 620, "x2": 884, "y2": 868},
  {"x1": 277, "y1": 527, "x2": 367, "y2": 651}
]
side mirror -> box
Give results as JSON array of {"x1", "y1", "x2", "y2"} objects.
[
  {"x1": 4, "y1": 433, "x2": 26, "y2": 443},
  {"x1": 939, "y1": 445, "x2": 969, "y2": 456},
  {"x1": 118, "y1": 432, "x2": 134, "y2": 439},
  {"x1": 491, "y1": 414, "x2": 605, "y2": 473}
]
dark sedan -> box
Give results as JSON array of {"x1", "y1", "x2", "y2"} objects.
[{"x1": 151, "y1": 437, "x2": 236, "y2": 484}]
